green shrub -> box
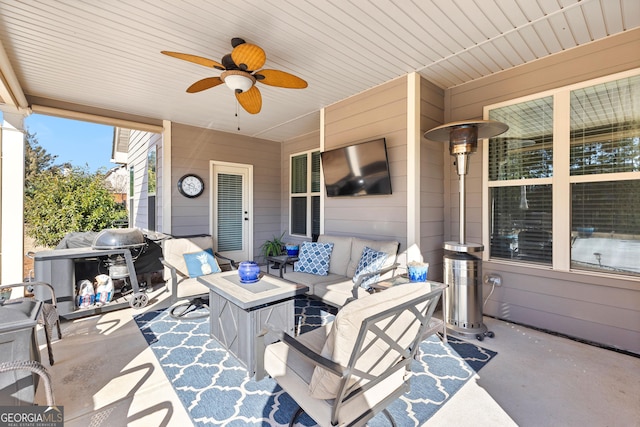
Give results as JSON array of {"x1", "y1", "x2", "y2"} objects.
[{"x1": 25, "y1": 167, "x2": 127, "y2": 247}]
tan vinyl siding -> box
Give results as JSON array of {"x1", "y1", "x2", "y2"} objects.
[
  {"x1": 154, "y1": 135, "x2": 163, "y2": 232},
  {"x1": 323, "y1": 77, "x2": 408, "y2": 247},
  {"x1": 128, "y1": 129, "x2": 160, "y2": 230},
  {"x1": 446, "y1": 29, "x2": 640, "y2": 354},
  {"x1": 419, "y1": 77, "x2": 445, "y2": 280},
  {"x1": 170, "y1": 123, "x2": 281, "y2": 252}
]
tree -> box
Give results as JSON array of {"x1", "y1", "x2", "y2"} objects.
[
  {"x1": 24, "y1": 167, "x2": 128, "y2": 247},
  {"x1": 24, "y1": 131, "x2": 71, "y2": 193}
]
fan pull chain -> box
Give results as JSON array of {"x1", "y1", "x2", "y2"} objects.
[{"x1": 236, "y1": 101, "x2": 240, "y2": 131}]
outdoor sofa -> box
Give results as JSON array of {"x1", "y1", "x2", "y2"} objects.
[
  {"x1": 160, "y1": 233, "x2": 401, "y2": 310},
  {"x1": 280, "y1": 234, "x2": 400, "y2": 308}
]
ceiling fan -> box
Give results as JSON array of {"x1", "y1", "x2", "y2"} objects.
[{"x1": 162, "y1": 37, "x2": 308, "y2": 114}]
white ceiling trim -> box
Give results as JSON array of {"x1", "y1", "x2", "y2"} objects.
[{"x1": 30, "y1": 104, "x2": 163, "y2": 134}]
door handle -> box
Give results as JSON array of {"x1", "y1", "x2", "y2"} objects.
[{"x1": 244, "y1": 217, "x2": 249, "y2": 220}]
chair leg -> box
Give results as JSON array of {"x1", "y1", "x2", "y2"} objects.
[
  {"x1": 289, "y1": 406, "x2": 304, "y2": 427},
  {"x1": 381, "y1": 408, "x2": 397, "y2": 427},
  {"x1": 42, "y1": 323, "x2": 55, "y2": 365},
  {"x1": 55, "y1": 319, "x2": 62, "y2": 340},
  {"x1": 169, "y1": 297, "x2": 209, "y2": 320}
]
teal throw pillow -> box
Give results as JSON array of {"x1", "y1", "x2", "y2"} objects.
[
  {"x1": 294, "y1": 241, "x2": 334, "y2": 276},
  {"x1": 352, "y1": 246, "x2": 388, "y2": 289},
  {"x1": 183, "y1": 248, "x2": 221, "y2": 278}
]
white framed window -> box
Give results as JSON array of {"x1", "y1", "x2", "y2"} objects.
[
  {"x1": 290, "y1": 150, "x2": 321, "y2": 238},
  {"x1": 484, "y1": 70, "x2": 640, "y2": 277}
]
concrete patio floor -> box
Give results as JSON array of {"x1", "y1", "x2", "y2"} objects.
[{"x1": 33, "y1": 285, "x2": 640, "y2": 427}]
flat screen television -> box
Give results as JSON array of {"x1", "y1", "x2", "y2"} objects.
[{"x1": 321, "y1": 138, "x2": 392, "y2": 197}]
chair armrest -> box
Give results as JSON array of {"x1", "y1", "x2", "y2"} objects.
[
  {"x1": 255, "y1": 326, "x2": 345, "y2": 381},
  {"x1": 160, "y1": 258, "x2": 182, "y2": 302},
  {"x1": 26, "y1": 282, "x2": 58, "y2": 306},
  {"x1": 0, "y1": 360, "x2": 55, "y2": 406},
  {"x1": 214, "y1": 252, "x2": 238, "y2": 270},
  {"x1": 159, "y1": 258, "x2": 178, "y2": 279},
  {"x1": 0, "y1": 281, "x2": 58, "y2": 306},
  {"x1": 351, "y1": 262, "x2": 399, "y2": 298}
]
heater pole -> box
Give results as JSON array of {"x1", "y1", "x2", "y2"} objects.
[{"x1": 459, "y1": 170, "x2": 466, "y2": 245}]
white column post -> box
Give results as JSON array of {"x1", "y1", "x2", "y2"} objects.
[
  {"x1": 161, "y1": 120, "x2": 172, "y2": 233},
  {"x1": 407, "y1": 72, "x2": 421, "y2": 246},
  {"x1": 1, "y1": 111, "x2": 26, "y2": 284}
]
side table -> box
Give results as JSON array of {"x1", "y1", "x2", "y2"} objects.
[{"x1": 266, "y1": 255, "x2": 299, "y2": 278}]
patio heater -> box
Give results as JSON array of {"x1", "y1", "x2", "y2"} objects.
[{"x1": 424, "y1": 120, "x2": 508, "y2": 340}]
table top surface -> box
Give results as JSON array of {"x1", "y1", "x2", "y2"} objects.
[
  {"x1": 372, "y1": 275, "x2": 447, "y2": 292},
  {"x1": 0, "y1": 300, "x2": 43, "y2": 332},
  {"x1": 33, "y1": 246, "x2": 136, "y2": 260},
  {"x1": 197, "y1": 270, "x2": 308, "y2": 310},
  {"x1": 266, "y1": 254, "x2": 298, "y2": 262}
]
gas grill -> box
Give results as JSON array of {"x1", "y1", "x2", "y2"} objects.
[
  {"x1": 33, "y1": 228, "x2": 155, "y2": 319},
  {"x1": 92, "y1": 228, "x2": 147, "y2": 281}
]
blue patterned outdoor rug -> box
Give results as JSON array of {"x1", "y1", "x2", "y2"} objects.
[{"x1": 134, "y1": 296, "x2": 497, "y2": 426}]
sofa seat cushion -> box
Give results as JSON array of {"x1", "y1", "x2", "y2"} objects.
[
  {"x1": 174, "y1": 276, "x2": 210, "y2": 299},
  {"x1": 264, "y1": 326, "x2": 335, "y2": 424},
  {"x1": 281, "y1": 271, "x2": 346, "y2": 295},
  {"x1": 312, "y1": 280, "x2": 371, "y2": 308},
  {"x1": 346, "y1": 238, "x2": 399, "y2": 278}
]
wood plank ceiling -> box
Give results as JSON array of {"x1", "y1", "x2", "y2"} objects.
[{"x1": 0, "y1": 0, "x2": 637, "y2": 141}]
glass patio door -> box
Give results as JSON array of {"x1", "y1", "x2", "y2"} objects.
[{"x1": 212, "y1": 162, "x2": 252, "y2": 262}]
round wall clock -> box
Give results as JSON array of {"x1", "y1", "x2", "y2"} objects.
[{"x1": 177, "y1": 174, "x2": 204, "y2": 198}]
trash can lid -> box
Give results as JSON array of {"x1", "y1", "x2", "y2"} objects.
[{"x1": 0, "y1": 300, "x2": 42, "y2": 333}]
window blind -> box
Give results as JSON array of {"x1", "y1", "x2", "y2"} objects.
[{"x1": 217, "y1": 173, "x2": 242, "y2": 252}]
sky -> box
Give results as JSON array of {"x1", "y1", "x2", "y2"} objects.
[{"x1": 24, "y1": 113, "x2": 116, "y2": 172}]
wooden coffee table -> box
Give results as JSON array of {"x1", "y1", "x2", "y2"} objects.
[{"x1": 197, "y1": 270, "x2": 308, "y2": 376}]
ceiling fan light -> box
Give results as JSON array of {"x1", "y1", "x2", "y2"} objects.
[{"x1": 223, "y1": 74, "x2": 254, "y2": 93}]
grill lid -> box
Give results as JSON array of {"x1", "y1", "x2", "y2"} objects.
[{"x1": 92, "y1": 228, "x2": 145, "y2": 250}]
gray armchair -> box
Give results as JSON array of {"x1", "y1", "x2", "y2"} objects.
[
  {"x1": 160, "y1": 235, "x2": 237, "y2": 319},
  {"x1": 256, "y1": 281, "x2": 444, "y2": 426},
  {"x1": 0, "y1": 282, "x2": 61, "y2": 365}
]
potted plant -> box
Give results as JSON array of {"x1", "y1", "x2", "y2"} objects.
[
  {"x1": 261, "y1": 232, "x2": 285, "y2": 258},
  {"x1": 407, "y1": 261, "x2": 429, "y2": 282},
  {"x1": 284, "y1": 243, "x2": 299, "y2": 257}
]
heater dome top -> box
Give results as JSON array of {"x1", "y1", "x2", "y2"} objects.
[{"x1": 424, "y1": 119, "x2": 508, "y2": 143}]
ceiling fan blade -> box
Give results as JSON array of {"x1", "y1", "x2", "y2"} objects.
[
  {"x1": 254, "y1": 69, "x2": 308, "y2": 88},
  {"x1": 186, "y1": 77, "x2": 224, "y2": 93},
  {"x1": 231, "y1": 43, "x2": 266, "y2": 72},
  {"x1": 236, "y1": 86, "x2": 262, "y2": 114},
  {"x1": 161, "y1": 51, "x2": 225, "y2": 70}
]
